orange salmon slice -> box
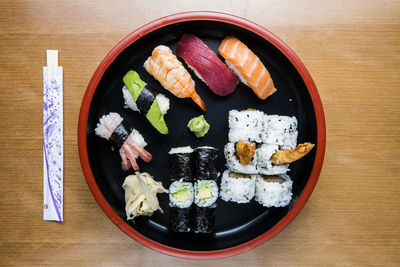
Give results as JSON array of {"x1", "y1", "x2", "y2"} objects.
[{"x1": 218, "y1": 36, "x2": 277, "y2": 100}]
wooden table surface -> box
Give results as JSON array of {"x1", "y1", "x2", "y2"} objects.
[{"x1": 1, "y1": 0, "x2": 399, "y2": 266}]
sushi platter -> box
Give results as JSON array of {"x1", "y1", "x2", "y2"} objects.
[{"x1": 78, "y1": 12, "x2": 325, "y2": 259}]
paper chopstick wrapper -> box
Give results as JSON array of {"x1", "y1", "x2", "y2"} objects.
[{"x1": 43, "y1": 50, "x2": 63, "y2": 222}]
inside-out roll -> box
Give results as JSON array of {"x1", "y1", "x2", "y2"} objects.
[
  {"x1": 254, "y1": 174, "x2": 293, "y2": 208},
  {"x1": 220, "y1": 171, "x2": 256, "y2": 203}
]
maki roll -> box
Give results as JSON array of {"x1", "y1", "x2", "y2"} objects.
[
  {"x1": 169, "y1": 146, "x2": 194, "y2": 182},
  {"x1": 254, "y1": 174, "x2": 293, "y2": 207},
  {"x1": 220, "y1": 171, "x2": 256, "y2": 203},
  {"x1": 192, "y1": 175, "x2": 218, "y2": 234},
  {"x1": 194, "y1": 146, "x2": 218, "y2": 180},
  {"x1": 95, "y1": 112, "x2": 152, "y2": 171},
  {"x1": 192, "y1": 204, "x2": 216, "y2": 234},
  {"x1": 122, "y1": 70, "x2": 169, "y2": 134},
  {"x1": 168, "y1": 145, "x2": 219, "y2": 234},
  {"x1": 168, "y1": 181, "x2": 194, "y2": 233}
]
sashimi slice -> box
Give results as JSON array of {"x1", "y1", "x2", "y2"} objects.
[
  {"x1": 176, "y1": 34, "x2": 239, "y2": 96},
  {"x1": 218, "y1": 36, "x2": 277, "y2": 100}
]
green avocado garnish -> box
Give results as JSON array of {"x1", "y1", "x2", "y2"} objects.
[
  {"x1": 172, "y1": 188, "x2": 190, "y2": 203},
  {"x1": 123, "y1": 70, "x2": 168, "y2": 135},
  {"x1": 187, "y1": 115, "x2": 210, "y2": 138}
]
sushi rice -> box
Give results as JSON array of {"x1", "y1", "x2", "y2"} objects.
[
  {"x1": 220, "y1": 171, "x2": 256, "y2": 203},
  {"x1": 225, "y1": 60, "x2": 248, "y2": 86},
  {"x1": 254, "y1": 174, "x2": 293, "y2": 207},
  {"x1": 228, "y1": 109, "x2": 265, "y2": 143},
  {"x1": 122, "y1": 85, "x2": 170, "y2": 115},
  {"x1": 169, "y1": 146, "x2": 193, "y2": 154},
  {"x1": 263, "y1": 115, "x2": 298, "y2": 150},
  {"x1": 256, "y1": 144, "x2": 290, "y2": 175}
]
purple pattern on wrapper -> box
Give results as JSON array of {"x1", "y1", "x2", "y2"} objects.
[{"x1": 43, "y1": 67, "x2": 63, "y2": 222}]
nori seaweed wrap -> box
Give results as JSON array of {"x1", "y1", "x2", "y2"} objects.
[
  {"x1": 169, "y1": 147, "x2": 194, "y2": 182},
  {"x1": 192, "y1": 204, "x2": 216, "y2": 234},
  {"x1": 194, "y1": 146, "x2": 218, "y2": 180},
  {"x1": 108, "y1": 121, "x2": 130, "y2": 149},
  {"x1": 169, "y1": 207, "x2": 191, "y2": 233}
]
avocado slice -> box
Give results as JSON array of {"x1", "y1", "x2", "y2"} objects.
[
  {"x1": 197, "y1": 182, "x2": 213, "y2": 199},
  {"x1": 172, "y1": 188, "x2": 190, "y2": 203}
]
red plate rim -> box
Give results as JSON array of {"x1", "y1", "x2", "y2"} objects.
[{"x1": 78, "y1": 11, "x2": 326, "y2": 259}]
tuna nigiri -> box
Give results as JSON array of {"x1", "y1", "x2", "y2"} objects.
[
  {"x1": 176, "y1": 34, "x2": 239, "y2": 96},
  {"x1": 144, "y1": 45, "x2": 206, "y2": 111},
  {"x1": 218, "y1": 36, "x2": 277, "y2": 100}
]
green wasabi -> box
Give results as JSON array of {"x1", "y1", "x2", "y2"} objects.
[
  {"x1": 187, "y1": 115, "x2": 210, "y2": 138},
  {"x1": 123, "y1": 70, "x2": 169, "y2": 134}
]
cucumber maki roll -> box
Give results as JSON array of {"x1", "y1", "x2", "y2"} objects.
[
  {"x1": 194, "y1": 146, "x2": 218, "y2": 180},
  {"x1": 192, "y1": 204, "x2": 216, "y2": 234},
  {"x1": 122, "y1": 70, "x2": 169, "y2": 134},
  {"x1": 169, "y1": 146, "x2": 194, "y2": 182}
]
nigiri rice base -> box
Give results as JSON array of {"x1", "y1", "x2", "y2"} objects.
[
  {"x1": 122, "y1": 85, "x2": 170, "y2": 115},
  {"x1": 225, "y1": 60, "x2": 248, "y2": 86},
  {"x1": 129, "y1": 129, "x2": 147, "y2": 158}
]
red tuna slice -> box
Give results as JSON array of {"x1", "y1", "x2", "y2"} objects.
[{"x1": 176, "y1": 34, "x2": 239, "y2": 96}]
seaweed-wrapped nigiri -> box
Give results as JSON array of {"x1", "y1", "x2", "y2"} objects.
[
  {"x1": 176, "y1": 34, "x2": 239, "y2": 96},
  {"x1": 144, "y1": 45, "x2": 206, "y2": 112},
  {"x1": 122, "y1": 70, "x2": 169, "y2": 134},
  {"x1": 218, "y1": 36, "x2": 277, "y2": 100},
  {"x1": 95, "y1": 112, "x2": 152, "y2": 171}
]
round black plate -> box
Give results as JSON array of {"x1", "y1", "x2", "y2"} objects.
[{"x1": 80, "y1": 13, "x2": 324, "y2": 258}]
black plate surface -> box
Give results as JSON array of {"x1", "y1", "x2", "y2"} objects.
[{"x1": 86, "y1": 20, "x2": 317, "y2": 251}]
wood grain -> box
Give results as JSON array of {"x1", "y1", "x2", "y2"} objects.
[{"x1": 0, "y1": 0, "x2": 399, "y2": 266}]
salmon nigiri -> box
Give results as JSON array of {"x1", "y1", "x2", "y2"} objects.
[
  {"x1": 144, "y1": 45, "x2": 206, "y2": 111},
  {"x1": 218, "y1": 36, "x2": 277, "y2": 100}
]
